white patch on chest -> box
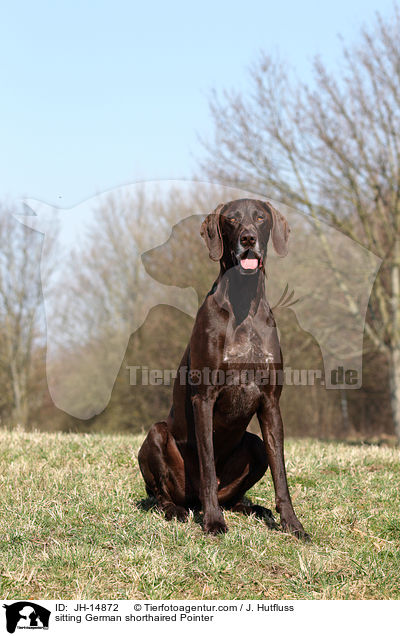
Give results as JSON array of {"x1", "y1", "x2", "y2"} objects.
[{"x1": 223, "y1": 323, "x2": 280, "y2": 364}]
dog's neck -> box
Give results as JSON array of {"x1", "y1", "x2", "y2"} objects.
[{"x1": 215, "y1": 266, "x2": 266, "y2": 325}]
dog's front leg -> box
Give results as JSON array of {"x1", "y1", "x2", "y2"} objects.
[
  {"x1": 192, "y1": 394, "x2": 228, "y2": 535},
  {"x1": 258, "y1": 396, "x2": 310, "y2": 541}
]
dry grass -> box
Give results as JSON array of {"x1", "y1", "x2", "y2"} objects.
[{"x1": 0, "y1": 430, "x2": 399, "y2": 599}]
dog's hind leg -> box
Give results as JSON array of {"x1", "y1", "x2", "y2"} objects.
[{"x1": 138, "y1": 421, "x2": 189, "y2": 522}]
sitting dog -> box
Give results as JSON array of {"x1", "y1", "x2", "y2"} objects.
[{"x1": 138, "y1": 198, "x2": 309, "y2": 538}]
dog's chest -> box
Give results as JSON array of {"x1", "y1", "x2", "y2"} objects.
[
  {"x1": 222, "y1": 318, "x2": 280, "y2": 365},
  {"x1": 215, "y1": 382, "x2": 262, "y2": 420}
]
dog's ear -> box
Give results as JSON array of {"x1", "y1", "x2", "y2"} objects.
[
  {"x1": 263, "y1": 201, "x2": 290, "y2": 257},
  {"x1": 200, "y1": 203, "x2": 225, "y2": 261}
]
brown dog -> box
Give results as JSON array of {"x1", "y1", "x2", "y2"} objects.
[{"x1": 138, "y1": 198, "x2": 309, "y2": 538}]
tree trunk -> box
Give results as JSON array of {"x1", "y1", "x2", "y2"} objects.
[
  {"x1": 339, "y1": 388, "x2": 351, "y2": 436},
  {"x1": 10, "y1": 358, "x2": 28, "y2": 429},
  {"x1": 390, "y1": 235, "x2": 400, "y2": 443},
  {"x1": 389, "y1": 347, "x2": 400, "y2": 443}
]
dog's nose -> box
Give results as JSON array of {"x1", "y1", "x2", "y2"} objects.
[{"x1": 240, "y1": 230, "x2": 257, "y2": 248}]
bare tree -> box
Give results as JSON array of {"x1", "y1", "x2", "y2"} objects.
[
  {"x1": 200, "y1": 8, "x2": 400, "y2": 441},
  {"x1": 0, "y1": 205, "x2": 57, "y2": 428}
]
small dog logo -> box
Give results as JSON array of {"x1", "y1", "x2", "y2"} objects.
[{"x1": 3, "y1": 602, "x2": 50, "y2": 633}]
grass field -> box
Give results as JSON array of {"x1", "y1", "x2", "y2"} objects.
[{"x1": 0, "y1": 430, "x2": 399, "y2": 599}]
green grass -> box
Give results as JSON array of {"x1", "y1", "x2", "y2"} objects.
[{"x1": 0, "y1": 430, "x2": 399, "y2": 599}]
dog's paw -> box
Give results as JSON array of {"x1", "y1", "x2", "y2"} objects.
[
  {"x1": 253, "y1": 505, "x2": 279, "y2": 530},
  {"x1": 162, "y1": 503, "x2": 189, "y2": 522},
  {"x1": 297, "y1": 528, "x2": 311, "y2": 542},
  {"x1": 281, "y1": 518, "x2": 311, "y2": 542},
  {"x1": 203, "y1": 512, "x2": 228, "y2": 535}
]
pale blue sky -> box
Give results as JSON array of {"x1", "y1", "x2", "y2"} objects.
[{"x1": 0, "y1": 0, "x2": 396, "y2": 208}]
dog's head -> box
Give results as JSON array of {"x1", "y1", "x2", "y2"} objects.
[{"x1": 201, "y1": 198, "x2": 290, "y2": 275}]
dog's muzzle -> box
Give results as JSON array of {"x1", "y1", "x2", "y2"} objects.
[{"x1": 232, "y1": 249, "x2": 263, "y2": 274}]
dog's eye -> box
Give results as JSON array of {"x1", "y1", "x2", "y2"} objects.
[
  {"x1": 227, "y1": 216, "x2": 238, "y2": 223},
  {"x1": 256, "y1": 215, "x2": 264, "y2": 222}
]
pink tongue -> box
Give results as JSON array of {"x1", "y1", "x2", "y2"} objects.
[{"x1": 241, "y1": 258, "x2": 258, "y2": 270}]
